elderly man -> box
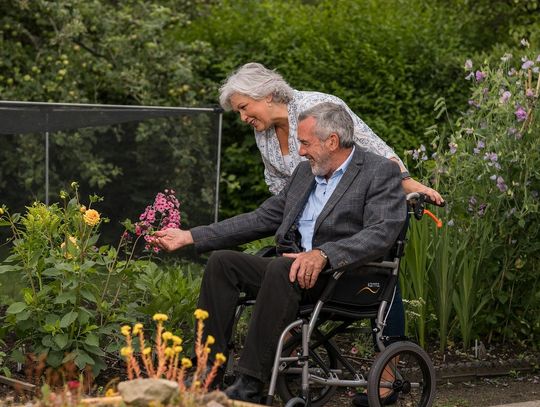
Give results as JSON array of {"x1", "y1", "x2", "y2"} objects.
[{"x1": 153, "y1": 102, "x2": 406, "y2": 402}]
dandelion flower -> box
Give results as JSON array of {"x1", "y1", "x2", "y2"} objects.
[
  {"x1": 121, "y1": 325, "x2": 131, "y2": 336},
  {"x1": 153, "y1": 313, "x2": 168, "y2": 322},
  {"x1": 194, "y1": 309, "x2": 209, "y2": 320},
  {"x1": 83, "y1": 209, "x2": 100, "y2": 226},
  {"x1": 133, "y1": 323, "x2": 143, "y2": 335},
  {"x1": 181, "y1": 358, "x2": 192, "y2": 369}
]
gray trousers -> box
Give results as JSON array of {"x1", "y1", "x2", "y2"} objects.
[{"x1": 196, "y1": 249, "x2": 328, "y2": 382}]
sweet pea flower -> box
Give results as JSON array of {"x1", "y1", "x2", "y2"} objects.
[
  {"x1": 501, "y1": 53, "x2": 512, "y2": 62},
  {"x1": 520, "y1": 38, "x2": 530, "y2": 47},
  {"x1": 515, "y1": 106, "x2": 527, "y2": 122},
  {"x1": 496, "y1": 176, "x2": 508, "y2": 192},
  {"x1": 521, "y1": 59, "x2": 534, "y2": 70},
  {"x1": 499, "y1": 91, "x2": 511, "y2": 104},
  {"x1": 464, "y1": 59, "x2": 473, "y2": 70},
  {"x1": 449, "y1": 142, "x2": 458, "y2": 154},
  {"x1": 475, "y1": 70, "x2": 486, "y2": 82},
  {"x1": 526, "y1": 89, "x2": 535, "y2": 98}
]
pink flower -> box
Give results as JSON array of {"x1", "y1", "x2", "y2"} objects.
[{"x1": 475, "y1": 70, "x2": 486, "y2": 82}]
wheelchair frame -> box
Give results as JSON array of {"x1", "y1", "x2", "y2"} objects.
[{"x1": 226, "y1": 192, "x2": 440, "y2": 407}]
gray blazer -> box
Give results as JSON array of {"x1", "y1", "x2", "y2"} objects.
[{"x1": 191, "y1": 148, "x2": 407, "y2": 270}]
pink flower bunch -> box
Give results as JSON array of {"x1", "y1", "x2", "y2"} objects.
[{"x1": 136, "y1": 189, "x2": 181, "y2": 252}]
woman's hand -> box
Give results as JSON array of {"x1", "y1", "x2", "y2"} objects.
[
  {"x1": 401, "y1": 177, "x2": 444, "y2": 206},
  {"x1": 152, "y1": 228, "x2": 194, "y2": 252}
]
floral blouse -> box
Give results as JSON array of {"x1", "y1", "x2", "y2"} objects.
[{"x1": 255, "y1": 90, "x2": 407, "y2": 195}]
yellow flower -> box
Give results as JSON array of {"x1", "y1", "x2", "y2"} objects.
[
  {"x1": 215, "y1": 353, "x2": 227, "y2": 364},
  {"x1": 174, "y1": 346, "x2": 183, "y2": 354},
  {"x1": 152, "y1": 313, "x2": 168, "y2": 322},
  {"x1": 120, "y1": 347, "x2": 133, "y2": 357},
  {"x1": 142, "y1": 347, "x2": 152, "y2": 356},
  {"x1": 79, "y1": 205, "x2": 87, "y2": 213},
  {"x1": 172, "y1": 335, "x2": 182, "y2": 345},
  {"x1": 133, "y1": 323, "x2": 143, "y2": 335},
  {"x1": 70, "y1": 181, "x2": 78, "y2": 189},
  {"x1": 121, "y1": 325, "x2": 131, "y2": 336},
  {"x1": 162, "y1": 331, "x2": 173, "y2": 341},
  {"x1": 206, "y1": 335, "x2": 215, "y2": 345},
  {"x1": 104, "y1": 388, "x2": 118, "y2": 397},
  {"x1": 204, "y1": 347, "x2": 211, "y2": 354},
  {"x1": 181, "y1": 358, "x2": 192, "y2": 369},
  {"x1": 194, "y1": 309, "x2": 209, "y2": 320},
  {"x1": 0, "y1": 208, "x2": 4, "y2": 215},
  {"x1": 164, "y1": 347, "x2": 174, "y2": 357},
  {"x1": 83, "y1": 209, "x2": 100, "y2": 226}
]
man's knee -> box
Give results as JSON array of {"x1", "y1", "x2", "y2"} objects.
[
  {"x1": 206, "y1": 249, "x2": 241, "y2": 273},
  {"x1": 264, "y1": 257, "x2": 294, "y2": 284}
]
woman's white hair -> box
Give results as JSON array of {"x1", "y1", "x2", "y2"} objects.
[{"x1": 219, "y1": 62, "x2": 294, "y2": 111}]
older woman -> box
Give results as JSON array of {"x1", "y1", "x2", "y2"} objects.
[{"x1": 219, "y1": 62, "x2": 443, "y2": 204}]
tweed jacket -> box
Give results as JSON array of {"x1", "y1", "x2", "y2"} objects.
[{"x1": 191, "y1": 148, "x2": 407, "y2": 270}]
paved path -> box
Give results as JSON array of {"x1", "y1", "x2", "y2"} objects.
[{"x1": 489, "y1": 401, "x2": 540, "y2": 407}]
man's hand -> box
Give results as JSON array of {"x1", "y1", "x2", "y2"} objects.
[
  {"x1": 283, "y1": 250, "x2": 327, "y2": 289},
  {"x1": 152, "y1": 228, "x2": 194, "y2": 252}
]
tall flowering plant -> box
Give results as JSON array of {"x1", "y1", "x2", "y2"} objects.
[
  {"x1": 0, "y1": 183, "x2": 158, "y2": 378},
  {"x1": 402, "y1": 41, "x2": 540, "y2": 349},
  {"x1": 134, "y1": 189, "x2": 181, "y2": 253}
]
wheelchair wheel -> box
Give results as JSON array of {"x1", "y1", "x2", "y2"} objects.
[
  {"x1": 275, "y1": 334, "x2": 339, "y2": 407},
  {"x1": 368, "y1": 341, "x2": 436, "y2": 407}
]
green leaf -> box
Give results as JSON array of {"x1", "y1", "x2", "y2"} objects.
[
  {"x1": 54, "y1": 291, "x2": 76, "y2": 305},
  {"x1": 84, "y1": 333, "x2": 99, "y2": 347},
  {"x1": 59, "y1": 311, "x2": 78, "y2": 328},
  {"x1": 6, "y1": 302, "x2": 27, "y2": 314},
  {"x1": 84, "y1": 344, "x2": 105, "y2": 357},
  {"x1": 15, "y1": 310, "x2": 31, "y2": 322},
  {"x1": 42, "y1": 267, "x2": 62, "y2": 277},
  {"x1": 10, "y1": 349, "x2": 25, "y2": 364},
  {"x1": 0, "y1": 265, "x2": 22, "y2": 274},
  {"x1": 80, "y1": 289, "x2": 97, "y2": 303},
  {"x1": 53, "y1": 333, "x2": 69, "y2": 350},
  {"x1": 47, "y1": 351, "x2": 63, "y2": 368},
  {"x1": 74, "y1": 350, "x2": 95, "y2": 369}
]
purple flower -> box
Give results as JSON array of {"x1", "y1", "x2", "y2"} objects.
[
  {"x1": 484, "y1": 152, "x2": 498, "y2": 162},
  {"x1": 475, "y1": 70, "x2": 486, "y2": 82},
  {"x1": 526, "y1": 88, "x2": 535, "y2": 98},
  {"x1": 449, "y1": 142, "x2": 458, "y2": 154},
  {"x1": 473, "y1": 140, "x2": 485, "y2": 154},
  {"x1": 521, "y1": 59, "x2": 534, "y2": 70},
  {"x1": 496, "y1": 176, "x2": 507, "y2": 192},
  {"x1": 469, "y1": 196, "x2": 477, "y2": 206},
  {"x1": 499, "y1": 91, "x2": 511, "y2": 104},
  {"x1": 468, "y1": 99, "x2": 480, "y2": 108},
  {"x1": 477, "y1": 203, "x2": 487, "y2": 217},
  {"x1": 515, "y1": 106, "x2": 527, "y2": 122},
  {"x1": 508, "y1": 68, "x2": 517, "y2": 76},
  {"x1": 464, "y1": 59, "x2": 473, "y2": 70}
]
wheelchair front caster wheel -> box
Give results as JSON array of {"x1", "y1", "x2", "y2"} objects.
[{"x1": 368, "y1": 341, "x2": 436, "y2": 407}]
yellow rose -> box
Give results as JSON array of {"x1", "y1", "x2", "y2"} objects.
[
  {"x1": 79, "y1": 205, "x2": 87, "y2": 213},
  {"x1": 83, "y1": 209, "x2": 100, "y2": 226}
]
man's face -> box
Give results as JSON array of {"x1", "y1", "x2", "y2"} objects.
[{"x1": 297, "y1": 117, "x2": 333, "y2": 177}]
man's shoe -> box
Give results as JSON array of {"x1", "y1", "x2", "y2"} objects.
[
  {"x1": 224, "y1": 373, "x2": 264, "y2": 403},
  {"x1": 352, "y1": 391, "x2": 398, "y2": 406}
]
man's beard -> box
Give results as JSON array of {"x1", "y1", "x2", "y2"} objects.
[{"x1": 309, "y1": 153, "x2": 332, "y2": 177}]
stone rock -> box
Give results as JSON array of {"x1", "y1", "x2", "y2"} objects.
[{"x1": 118, "y1": 378, "x2": 179, "y2": 406}]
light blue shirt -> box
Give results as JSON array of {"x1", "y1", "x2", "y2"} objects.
[{"x1": 298, "y1": 146, "x2": 356, "y2": 251}]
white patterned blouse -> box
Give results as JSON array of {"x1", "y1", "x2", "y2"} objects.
[{"x1": 255, "y1": 90, "x2": 407, "y2": 195}]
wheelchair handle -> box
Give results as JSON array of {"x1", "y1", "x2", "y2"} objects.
[{"x1": 406, "y1": 192, "x2": 445, "y2": 226}]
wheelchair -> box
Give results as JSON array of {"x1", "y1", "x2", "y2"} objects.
[{"x1": 224, "y1": 192, "x2": 443, "y2": 407}]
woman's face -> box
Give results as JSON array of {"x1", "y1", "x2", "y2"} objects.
[{"x1": 230, "y1": 93, "x2": 273, "y2": 131}]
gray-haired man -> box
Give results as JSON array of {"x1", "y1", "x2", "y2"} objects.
[{"x1": 153, "y1": 102, "x2": 406, "y2": 402}]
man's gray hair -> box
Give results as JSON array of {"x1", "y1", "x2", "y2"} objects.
[
  {"x1": 298, "y1": 102, "x2": 355, "y2": 148},
  {"x1": 219, "y1": 62, "x2": 294, "y2": 111}
]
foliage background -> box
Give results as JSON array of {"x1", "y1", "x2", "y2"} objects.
[{"x1": 0, "y1": 0, "x2": 539, "y2": 369}]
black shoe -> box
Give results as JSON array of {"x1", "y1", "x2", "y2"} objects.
[
  {"x1": 352, "y1": 391, "x2": 398, "y2": 406},
  {"x1": 224, "y1": 373, "x2": 264, "y2": 403}
]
